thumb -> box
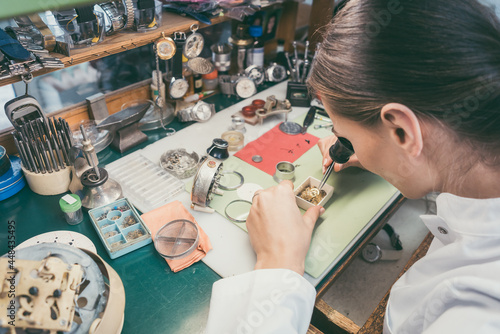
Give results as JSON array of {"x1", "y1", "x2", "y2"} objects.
[{"x1": 302, "y1": 206, "x2": 325, "y2": 228}]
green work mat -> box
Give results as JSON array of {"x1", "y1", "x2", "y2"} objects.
[{"x1": 187, "y1": 114, "x2": 398, "y2": 278}]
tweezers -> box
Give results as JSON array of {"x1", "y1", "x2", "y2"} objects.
[{"x1": 319, "y1": 162, "x2": 335, "y2": 190}]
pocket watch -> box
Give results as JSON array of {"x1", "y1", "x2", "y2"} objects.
[
  {"x1": 169, "y1": 32, "x2": 189, "y2": 100},
  {"x1": 245, "y1": 65, "x2": 265, "y2": 86},
  {"x1": 184, "y1": 24, "x2": 204, "y2": 59},
  {"x1": 265, "y1": 62, "x2": 288, "y2": 82},
  {"x1": 155, "y1": 32, "x2": 176, "y2": 60}
]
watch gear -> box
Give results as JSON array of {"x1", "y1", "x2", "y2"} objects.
[
  {"x1": 265, "y1": 62, "x2": 288, "y2": 82},
  {"x1": 184, "y1": 24, "x2": 204, "y2": 59},
  {"x1": 245, "y1": 65, "x2": 265, "y2": 86}
]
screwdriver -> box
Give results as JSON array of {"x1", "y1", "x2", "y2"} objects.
[{"x1": 318, "y1": 137, "x2": 355, "y2": 190}]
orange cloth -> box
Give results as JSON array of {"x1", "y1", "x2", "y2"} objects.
[{"x1": 141, "y1": 200, "x2": 212, "y2": 273}]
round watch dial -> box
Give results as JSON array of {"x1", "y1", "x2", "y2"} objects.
[
  {"x1": 246, "y1": 66, "x2": 265, "y2": 85},
  {"x1": 269, "y1": 65, "x2": 287, "y2": 82},
  {"x1": 169, "y1": 78, "x2": 189, "y2": 99},
  {"x1": 361, "y1": 243, "x2": 382, "y2": 262},
  {"x1": 156, "y1": 38, "x2": 176, "y2": 60},
  {"x1": 235, "y1": 78, "x2": 257, "y2": 99},
  {"x1": 184, "y1": 32, "x2": 204, "y2": 59},
  {"x1": 193, "y1": 103, "x2": 212, "y2": 121}
]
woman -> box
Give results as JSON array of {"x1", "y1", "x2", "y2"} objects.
[{"x1": 206, "y1": 0, "x2": 500, "y2": 332}]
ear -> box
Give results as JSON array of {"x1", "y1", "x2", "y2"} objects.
[{"x1": 380, "y1": 103, "x2": 424, "y2": 157}]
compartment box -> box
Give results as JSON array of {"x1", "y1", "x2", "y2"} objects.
[
  {"x1": 89, "y1": 198, "x2": 152, "y2": 259},
  {"x1": 294, "y1": 176, "x2": 334, "y2": 210}
]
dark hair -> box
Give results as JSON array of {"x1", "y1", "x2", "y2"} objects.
[{"x1": 309, "y1": 0, "x2": 500, "y2": 162}]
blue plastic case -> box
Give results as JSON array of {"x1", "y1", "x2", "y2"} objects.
[{"x1": 88, "y1": 198, "x2": 152, "y2": 259}]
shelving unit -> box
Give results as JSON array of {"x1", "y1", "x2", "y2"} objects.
[{"x1": 0, "y1": 12, "x2": 229, "y2": 86}]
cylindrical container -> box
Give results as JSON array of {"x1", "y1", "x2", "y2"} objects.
[
  {"x1": 193, "y1": 72, "x2": 203, "y2": 93},
  {"x1": 252, "y1": 99, "x2": 265, "y2": 109},
  {"x1": 211, "y1": 43, "x2": 232, "y2": 73},
  {"x1": 59, "y1": 194, "x2": 83, "y2": 225},
  {"x1": 202, "y1": 69, "x2": 218, "y2": 91},
  {"x1": 230, "y1": 117, "x2": 246, "y2": 133},
  {"x1": 23, "y1": 166, "x2": 71, "y2": 196},
  {"x1": 242, "y1": 105, "x2": 257, "y2": 118},
  {"x1": 221, "y1": 131, "x2": 244, "y2": 151},
  {"x1": 207, "y1": 138, "x2": 229, "y2": 160},
  {"x1": 273, "y1": 161, "x2": 296, "y2": 183}
]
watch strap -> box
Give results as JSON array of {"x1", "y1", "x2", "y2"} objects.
[
  {"x1": 218, "y1": 75, "x2": 238, "y2": 95},
  {"x1": 172, "y1": 32, "x2": 186, "y2": 78},
  {"x1": 0, "y1": 28, "x2": 31, "y2": 61}
]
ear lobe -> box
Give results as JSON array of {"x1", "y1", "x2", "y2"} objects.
[{"x1": 380, "y1": 103, "x2": 424, "y2": 157}]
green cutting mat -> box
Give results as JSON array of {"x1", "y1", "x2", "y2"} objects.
[{"x1": 188, "y1": 115, "x2": 398, "y2": 278}]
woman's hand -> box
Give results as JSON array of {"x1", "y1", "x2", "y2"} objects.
[
  {"x1": 317, "y1": 135, "x2": 363, "y2": 173},
  {"x1": 246, "y1": 181, "x2": 324, "y2": 276}
]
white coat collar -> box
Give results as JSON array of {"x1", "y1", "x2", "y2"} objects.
[{"x1": 420, "y1": 193, "x2": 500, "y2": 245}]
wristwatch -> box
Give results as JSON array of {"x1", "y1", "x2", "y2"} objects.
[
  {"x1": 99, "y1": 1, "x2": 127, "y2": 34},
  {"x1": 265, "y1": 62, "x2": 288, "y2": 82},
  {"x1": 361, "y1": 224, "x2": 403, "y2": 262},
  {"x1": 219, "y1": 75, "x2": 257, "y2": 99},
  {"x1": 169, "y1": 32, "x2": 189, "y2": 99},
  {"x1": 245, "y1": 65, "x2": 265, "y2": 86},
  {"x1": 177, "y1": 100, "x2": 215, "y2": 122}
]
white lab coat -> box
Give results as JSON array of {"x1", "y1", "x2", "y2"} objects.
[
  {"x1": 384, "y1": 193, "x2": 500, "y2": 333},
  {"x1": 206, "y1": 193, "x2": 500, "y2": 334}
]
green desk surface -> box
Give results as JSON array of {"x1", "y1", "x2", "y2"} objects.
[{"x1": 0, "y1": 89, "x2": 401, "y2": 333}]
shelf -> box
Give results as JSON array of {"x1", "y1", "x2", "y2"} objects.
[{"x1": 0, "y1": 11, "x2": 230, "y2": 87}]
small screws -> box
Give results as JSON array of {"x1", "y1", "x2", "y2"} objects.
[
  {"x1": 53, "y1": 289, "x2": 62, "y2": 298},
  {"x1": 29, "y1": 287, "x2": 38, "y2": 296}
]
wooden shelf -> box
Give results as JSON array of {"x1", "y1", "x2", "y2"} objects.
[{"x1": 0, "y1": 11, "x2": 229, "y2": 87}]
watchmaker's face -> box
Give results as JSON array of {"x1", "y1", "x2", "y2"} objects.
[{"x1": 323, "y1": 104, "x2": 431, "y2": 199}]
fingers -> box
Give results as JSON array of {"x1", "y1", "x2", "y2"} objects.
[{"x1": 302, "y1": 205, "x2": 325, "y2": 228}]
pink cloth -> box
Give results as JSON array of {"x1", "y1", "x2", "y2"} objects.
[
  {"x1": 234, "y1": 123, "x2": 319, "y2": 175},
  {"x1": 141, "y1": 201, "x2": 212, "y2": 273}
]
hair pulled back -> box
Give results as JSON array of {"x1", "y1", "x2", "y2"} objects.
[{"x1": 309, "y1": 0, "x2": 500, "y2": 161}]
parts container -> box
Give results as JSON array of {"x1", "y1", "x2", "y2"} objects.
[{"x1": 88, "y1": 198, "x2": 152, "y2": 259}]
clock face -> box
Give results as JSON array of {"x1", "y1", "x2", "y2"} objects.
[
  {"x1": 194, "y1": 103, "x2": 212, "y2": 121},
  {"x1": 271, "y1": 65, "x2": 287, "y2": 82},
  {"x1": 235, "y1": 78, "x2": 257, "y2": 99},
  {"x1": 169, "y1": 79, "x2": 189, "y2": 99},
  {"x1": 247, "y1": 67, "x2": 265, "y2": 85},
  {"x1": 362, "y1": 243, "x2": 381, "y2": 262},
  {"x1": 184, "y1": 33, "x2": 204, "y2": 59},
  {"x1": 157, "y1": 39, "x2": 176, "y2": 60}
]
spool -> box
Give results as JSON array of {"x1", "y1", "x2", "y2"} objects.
[{"x1": 22, "y1": 166, "x2": 71, "y2": 196}]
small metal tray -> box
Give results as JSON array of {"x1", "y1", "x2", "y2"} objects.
[{"x1": 88, "y1": 198, "x2": 152, "y2": 259}]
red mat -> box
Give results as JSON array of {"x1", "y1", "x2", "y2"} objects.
[{"x1": 235, "y1": 124, "x2": 319, "y2": 175}]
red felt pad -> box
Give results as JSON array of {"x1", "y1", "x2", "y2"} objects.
[{"x1": 234, "y1": 124, "x2": 320, "y2": 175}]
